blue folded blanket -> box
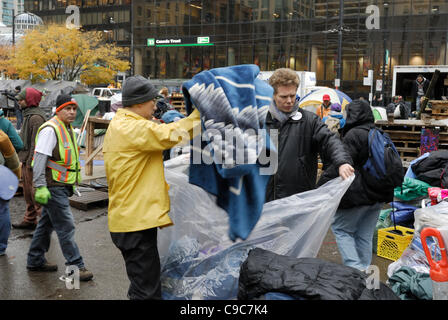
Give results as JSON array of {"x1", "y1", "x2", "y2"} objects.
[{"x1": 390, "y1": 201, "x2": 417, "y2": 224}]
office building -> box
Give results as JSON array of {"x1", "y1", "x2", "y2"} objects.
[{"x1": 24, "y1": 1, "x2": 448, "y2": 97}]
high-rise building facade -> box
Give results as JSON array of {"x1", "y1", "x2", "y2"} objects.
[
  {"x1": 1, "y1": 0, "x2": 24, "y2": 26},
  {"x1": 23, "y1": 1, "x2": 448, "y2": 97}
]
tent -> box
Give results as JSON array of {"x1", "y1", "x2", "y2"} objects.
[
  {"x1": 0, "y1": 80, "x2": 90, "y2": 118},
  {"x1": 299, "y1": 87, "x2": 352, "y2": 113},
  {"x1": 72, "y1": 94, "x2": 99, "y2": 128}
]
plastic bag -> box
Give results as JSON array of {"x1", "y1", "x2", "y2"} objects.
[
  {"x1": 387, "y1": 246, "x2": 430, "y2": 277},
  {"x1": 386, "y1": 201, "x2": 448, "y2": 277},
  {"x1": 158, "y1": 164, "x2": 354, "y2": 300},
  {"x1": 414, "y1": 201, "x2": 448, "y2": 233}
]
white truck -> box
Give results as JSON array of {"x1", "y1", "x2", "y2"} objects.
[
  {"x1": 91, "y1": 87, "x2": 121, "y2": 100},
  {"x1": 392, "y1": 65, "x2": 448, "y2": 100},
  {"x1": 257, "y1": 71, "x2": 320, "y2": 99},
  {"x1": 90, "y1": 87, "x2": 121, "y2": 114}
]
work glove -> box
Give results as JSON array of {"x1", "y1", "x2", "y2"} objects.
[
  {"x1": 73, "y1": 185, "x2": 81, "y2": 197},
  {"x1": 35, "y1": 186, "x2": 51, "y2": 205}
]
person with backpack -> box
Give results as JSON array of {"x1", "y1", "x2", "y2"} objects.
[
  {"x1": 317, "y1": 99, "x2": 402, "y2": 271},
  {"x1": 322, "y1": 103, "x2": 345, "y2": 135}
]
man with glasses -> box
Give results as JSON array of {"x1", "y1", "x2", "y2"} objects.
[{"x1": 264, "y1": 68, "x2": 354, "y2": 202}]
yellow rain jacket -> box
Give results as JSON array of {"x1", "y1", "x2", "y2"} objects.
[{"x1": 103, "y1": 108, "x2": 200, "y2": 232}]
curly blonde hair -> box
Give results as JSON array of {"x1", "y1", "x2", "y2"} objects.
[
  {"x1": 269, "y1": 68, "x2": 300, "y2": 93},
  {"x1": 159, "y1": 87, "x2": 169, "y2": 98}
]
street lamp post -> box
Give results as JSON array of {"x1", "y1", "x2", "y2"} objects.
[
  {"x1": 336, "y1": 0, "x2": 344, "y2": 89},
  {"x1": 12, "y1": 9, "x2": 15, "y2": 46},
  {"x1": 381, "y1": 4, "x2": 389, "y2": 106},
  {"x1": 130, "y1": 0, "x2": 134, "y2": 76}
]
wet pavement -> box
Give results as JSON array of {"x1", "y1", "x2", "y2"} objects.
[
  {"x1": 1, "y1": 192, "x2": 394, "y2": 300},
  {"x1": 1, "y1": 194, "x2": 127, "y2": 300}
]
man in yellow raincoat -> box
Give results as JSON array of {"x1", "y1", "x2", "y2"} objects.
[{"x1": 103, "y1": 75, "x2": 200, "y2": 300}]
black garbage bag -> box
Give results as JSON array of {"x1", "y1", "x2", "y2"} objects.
[
  {"x1": 411, "y1": 150, "x2": 448, "y2": 187},
  {"x1": 238, "y1": 248, "x2": 399, "y2": 300}
]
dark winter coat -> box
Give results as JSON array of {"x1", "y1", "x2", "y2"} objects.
[
  {"x1": 17, "y1": 88, "x2": 46, "y2": 167},
  {"x1": 411, "y1": 150, "x2": 448, "y2": 188},
  {"x1": 317, "y1": 99, "x2": 395, "y2": 209},
  {"x1": 0, "y1": 109, "x2": 23, "y2": 152},
  {"x1": 264, "y1": 108, "x2": 352, "y2": 202},
  {"x1": 411, "y1": 78, "x2": 430, "y2": 100},
  {"x1": 238, "y1": 248, "x2": 399, "y2": 300}
]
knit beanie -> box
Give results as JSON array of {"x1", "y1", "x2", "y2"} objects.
[
  {"x1": 55, "y1": 94, "x2": 78, "y2": 113},
  {"x1": 330, "y1": 103, "x2": 342, "y2": 112},
  {"x1": 121, "y1": 75, "x2": 161, "y2": 107}
]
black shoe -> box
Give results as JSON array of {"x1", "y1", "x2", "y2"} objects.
[
  {"x1": 12, "y1": 221, "x2": 37, "y2": 230},
  {"x1": 27, "y1": 262, "x2": 58, "y2": 272}
]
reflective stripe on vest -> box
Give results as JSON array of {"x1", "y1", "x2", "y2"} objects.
[{"x1": 34, "y1": 116, "x2": 80, "y2": 184}]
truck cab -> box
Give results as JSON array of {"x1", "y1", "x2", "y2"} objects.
[
  {"x1": 392, "y1": 65, "x2": 448, "y2": 102},
  {"x1": 90, "y1": 87, "x2": 121, "y2": 114},
  {"x1": 91, "y1": 87, "x2": 121, "y2": 100}
]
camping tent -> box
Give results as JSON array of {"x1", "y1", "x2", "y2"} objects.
[
  {"x1": 72, "y1": 94, "x2": 99, "y2": 128},
  {"x1": 0, "y1": 80, "x2": 89, "y2": 117}
]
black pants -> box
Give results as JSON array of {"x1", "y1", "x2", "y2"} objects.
[{"x1": 110, "y1": 228, "x2": 161, "y2": 300}]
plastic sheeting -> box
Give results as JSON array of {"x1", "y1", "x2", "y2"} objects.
[
  {"x1": 387, "y1": 201, "x2": 448, "y2": 277},
  {"x1": 158, "y1": 161, "x2": 354, "y2": 300}
]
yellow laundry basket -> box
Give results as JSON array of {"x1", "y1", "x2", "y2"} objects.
[{"x1": 377, "y1": 226, "x2": 414, "y2": 261}]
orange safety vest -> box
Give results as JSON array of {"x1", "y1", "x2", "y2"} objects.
[{"x1": 32, "y1": 116, "x2": 81, "y2": 184}]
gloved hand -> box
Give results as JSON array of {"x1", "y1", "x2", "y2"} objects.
[
  {"x1": 73, "y1": 185, "x2": 81, "y2": 197},
  {"x1": 35, "y1": 186, "x2": 51, "y2": 205}
]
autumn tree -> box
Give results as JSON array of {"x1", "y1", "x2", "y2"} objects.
[
  {"x1": 12, "y1": 24, "x2": 129, "y2": 84},
  {"x1": 0, "y1": 45, "x2": 16, "y2": 77}
]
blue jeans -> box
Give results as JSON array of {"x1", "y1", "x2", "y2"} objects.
[
  {"x1": 331, "y1": 202, "x2": 382, "y2": 271},
  {"x1": 15, "y1": 107, "x2": 23, "y2": 130},
  {"x1": 27, "y1": 186, "x2": 84, "y2": 268},
  {"x1": 416, "y1": 95, "x2": 423, "y2": 113},
  {"x1": 0, "y1": 199, "x2": 10, "y2": 254}
]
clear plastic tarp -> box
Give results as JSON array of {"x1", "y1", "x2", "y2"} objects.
[{"x1": 158, "y1": 159, "x2": 354, "y2": 300}]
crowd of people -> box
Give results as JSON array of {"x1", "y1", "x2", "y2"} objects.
[{"x1": 0, "y1": 67, "x2": 404, "y2": 300}]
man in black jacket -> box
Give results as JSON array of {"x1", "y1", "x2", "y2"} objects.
[
  {"x1": 317, "y1": 99, "x2": 395, "y2": 271},
  {"x1": 264, "y1": 68, "x2": 354, "y2": 202}
]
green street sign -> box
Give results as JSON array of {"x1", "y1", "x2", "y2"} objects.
[
  {"x1": 197, "y1": 36, "x2": 210, "y2": 44},
  {"x1": 147, "y1": 37, "x2": 213, "y2": 47}
]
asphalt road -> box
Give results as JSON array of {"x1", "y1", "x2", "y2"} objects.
[{"x1": 1, "y1": 192, "x2": 394, "y2": 300}]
